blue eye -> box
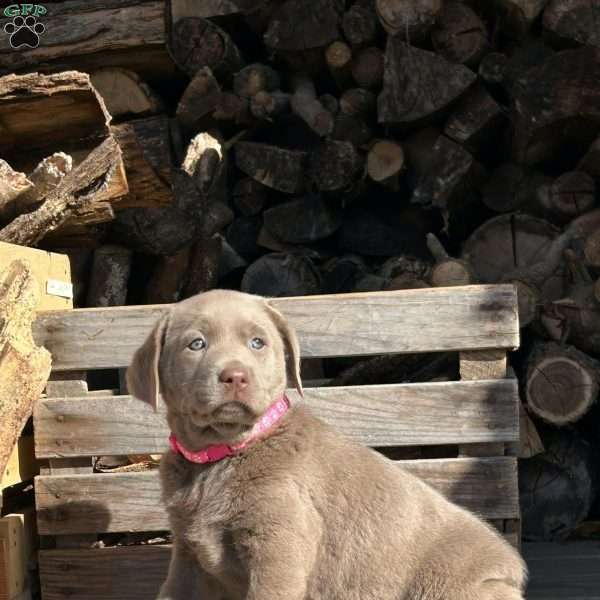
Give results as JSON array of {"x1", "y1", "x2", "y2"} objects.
[
  {"x1": 250, "y1": 337, "x2": 265, "y2": 350},
  {"x1": 188, "y1": 338, "x2": 206, "y2": 351}
]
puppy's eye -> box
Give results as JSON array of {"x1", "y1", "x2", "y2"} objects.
[
  {"x1": 250, "y1": 337, "x2": 265, "y2": 350},
  {"x1": 188, "y1": 338, "x2": 206, "y2": 351}
]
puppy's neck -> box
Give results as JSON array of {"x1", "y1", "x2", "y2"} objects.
[{"x1": 169, "y1": 395, "x2": 290, "y2": 464}]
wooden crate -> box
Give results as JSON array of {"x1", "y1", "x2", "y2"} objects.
[{"x1": 32, "y1": 285, "x2": 521, "y2": 600}]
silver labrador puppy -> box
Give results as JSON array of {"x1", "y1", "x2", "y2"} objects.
[{"x1": 127, "y1": 289, "x2": 526, "y2": 600}]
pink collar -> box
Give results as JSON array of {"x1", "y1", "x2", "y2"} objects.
[{"x1": 169, "y1": 395, "x2": 290, "y2": 464}]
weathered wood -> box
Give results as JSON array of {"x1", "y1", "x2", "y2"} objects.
[
  {"x1": 235, "y1": 142, "x2": 307, "y2": 194},
  {"x1": 0, "y1": 136, "x2": 126, "y2": 246},
  {"x1": 519, "y1": 403, "x2": 544, "y2": 459},
  {"x1": 0, "y1": 261, "x2": 51, "y2": 481},
  {"x1": 431, "y1": 2, "x2": 489, "y2": 66},
  {"x1": 342, "y1": 0, "x2": 379, "y2": 48},
  {"x1": 444, "y1": 85, "x2": 505, "y2": 159},
  {"x1": 168, "y1": 17, "x2": 244, "y2": 78},
  {"x1": 232, "y1": 178, "x2": 267, "y2": 217},
  {"x1": 35, "y1": 379, "x2": 518, "y2": 458},
  {"x1": 543, "y1": 0, "x2": 600, "y2": 48},
  {"x1": 241, "y1": 253, "x2": 322, "y2": 297},
  {"x1": 33, "y1": 286, "x2": 519, "y2": 371},
  {"x1": 180, "y1": 235, "x2": 222, "y2": 299},
  {"x1": 90, "y1": 68, "x2": 162, "y2": 120},
  {"x1": 426, "y1": 233, "x2": 473, "y2": 287},
  {"x1": 378, "y1": 39, "x2": 476, "y2": 125},
  {"x1": 35, "y1": 455, "x2": 518, "y2": 534},
  {"x1": 367, "y1": 140, "x2": 405, "y2": 188},
  {"x1": 233, "y1": 63, "x2": 280, "y2": 98},
  {"x1": 0, "y1": 1, "x2": 174, "y2": 82},
  {"x1": 376, "y1": 0, "x2": 442, "y2": 38},
  {"x1": 459, "y1": 350, "x2": 507, "y2": 382},
  {"x1": 85, "y1": 245, "x2": 132, "y2": 308},
  {"x1": 0, "y1": 161, "x2": 31, "y2": 216},
  {"x1": 536, "y1": 171, "x2": 596, "y2": 224},
  {"x1": 0, "y1": 243, "x2": 72, "y2": 311},
  {"x1": 264, "y1": 0, "x2": 342, "y2": 51},
  {"x1": 175, "y1": 67, "x2": 221, "y2": 132},
  {"x1": 110, "y1": 116, "x2": 173, "y2": 210},
  {"x1": 512, "y1": 46, "x2": 600, "y2": 165},
  {"x1": 325, "y1": 41, "x2": 353, "y2": 89},
  {"x1": 263, "y1": 195, "x2": 342, "y2": 244},
  {"x1": 308, "y1": 140, "x2": 362, "y2": 192},
  {"x1": 144, "y1": 248, "x2": 190, "y2": 305},
  {"x1": 290, "y1": 74, "x2": 334, "y2": 137},
  {"x1": 351, "y1": 47, "x2": 384, "y2": 89},
  {"x1": 526, "y1": 341, "x2": 599, "y2": 426}
]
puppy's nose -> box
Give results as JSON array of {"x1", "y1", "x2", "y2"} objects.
[{"x1": 219, "y1": 367, "x2": 249, "y2": 389}]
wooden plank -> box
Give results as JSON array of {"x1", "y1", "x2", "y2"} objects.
[
  {"x1": 35, "y1": 457, "x2": 518, "y2": 535},
  {"x1": 0, "y1": 243, "x2": 72, "y2": 311},
  {"x1": 39, "y1": 545, "x2": 170, "y2": 600},
  {"x1": 34, "y1": 379, "x2": 519, "y2": 458},
  {"x1": 0, "y1": 508, "x2": 36, "y2": 600},
  {"x1": 0, "y1": 435, "x2": 37, "y2": 491},
  {"x1": 523, "y1": 541, "x2": 600, "y2": 599},
  {"x1": 33, "y1": 285, "x2": 519, "y2": 371}
]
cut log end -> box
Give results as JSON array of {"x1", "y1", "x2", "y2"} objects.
[{"x1": 367, "y1": 140, "x2": 405, "y2": 183}]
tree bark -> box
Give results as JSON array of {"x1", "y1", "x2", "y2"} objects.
[
  {"x1": 85, "y1": 245, "x2": 132, "y2": 307},
  {"x1": 0, "y1": 160, "x2": 32, "y2": 219},
  {"x1": 376, "y1": 0, "x2": 442, "y2": 39},
  {"x1": 0, "y1": 260, "x2": 52, "y2": 480},
  {"x1": 308, "y1": 140, "x2": 362, "y2": 192},
  {"x1": 290, "y1": 74, "x2": 335, "y2": 137},
  {"x1": 543, "y1": 0, "x2": 600, "y2": 48}
]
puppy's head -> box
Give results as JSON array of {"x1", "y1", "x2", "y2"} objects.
[{"x1": 127, "y1": 290, "x2": 303, "y2": 448}]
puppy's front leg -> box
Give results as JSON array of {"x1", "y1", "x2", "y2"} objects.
[{"x1": 158, "y1": 542, "x2": 222, "y2": 600}]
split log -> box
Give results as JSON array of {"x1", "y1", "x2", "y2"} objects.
[
  {"x1": 0, "y1": 1, "x2": 175, "y2": 83},
  {"x1": 543, "y1": 0, "x2": 600, "y2": 48},
  {"x1": 111, "y1": 116, "x2": 173, "y2": 210},
  {"x1": 482, "y1": 163, "x2": 550, "y2": 214},
  {"x1": 493, "y1": 0, "x2": 547, "y2": 37},
  {"x1": 378, "y1": 39, "x2": 476, "y2": 125},
  {"x1": 144, "y1": 247, "x2": 190, "y2": 304},
  {"x1": 250, "y1": 90, "x2": 291, "y2": 121},
  {"x1": 308, "y1": 141, "x2": 362, "y2": 192},
  {"x1": 443, "y1": 85, "x2": 506, "y2": 159},
  {"x1": 233, "y1": 64, "x2": 280, "y2": 98},
  {"x1": 512, "y1": 46, "x2": 600, "y2": 166},
  {"x1": 321, "y1": 254, "x2": 368, "y2": 294},
  {"x1": 290, "y1": 74, "x2": 334, "y2": 137},
  {"x1": 519, "y1": 429, "x2": 596, "y2": 541},
  {"x1": 90, "y1": 68, "x2": 162, "y2": 120},
  {"x1": 86, "y1": 245, "x2": 132, "y2": 308},
  {"x1": 235, "y1": 142, "x2": 307, "y2": 194},
  {"x1": 0, "y1": 136, "x2": 125, "y2": 247},
  {"x1": 180, "y1": 235, "x2": 223, "y2": 298},
  {"x1": 367, "y1": 140, "x2": 405, "y2": 189},
  {"x1": 213, "y1": 92, "x2": 252, "y2": 125},
  {"x1": 325, "y1": 41, "x2": 353, "y2": 88},
  {"x1": 175, "y1": 67, "x2": 221, "y2": 132},
  {"x1": 233, "y1": 178, "x2": 268, "y2": 217},
  {"x1": 219, "y1": 236, "x2": 248, "y2": 280},
  {"x1": 431, "y1": 2, "x2": 489, "y2": 66},
  {"x1": 257, "y1": 227, "x2": 297, "y2": 253},
  {"x1": 536, "y1": 171, "x2": 596, "y2": 224},
  {"x1": 14, "y1": 153, "x2": 73, "y2": 216},
  {"x1": 111, "y1": 205, "x2": 201, "y2": 256},
  {"x1": 526, "y1": 341, "x2": 599, "y2": 425},
  {"x1": 0, "y1": 160, "x2": 32, "y2": 218},
  {"x1": 519, "y1": 404, "x2": 544, "y2": 459},
  {"x1": 354, "y1": 274, "x2": 389, "y2": 292},
  {"x1": 264, "y1": 0, "x2": 342, "y2": 51},
  {"x1": 426, "y1": 233, "x2": 473, "y2": 287},
  {"x1": 168, "y1": 17, "x2": 244, "y2": 78},
  {"x1": 339, "y1": 88, "x2": 376, "y2": 117},
  {"x1": 342, "y1": 0, "x2": 380, "y2": 48},
  {"x1": 241, "y1": 252, "x2": 322, "y2": 297},
  {"x1": 351, "y1": 47, "x2": 384, "y2": 89},
  {"x1": 375, "y1": 0, "x2": 442, "y2": 39},
  {"x1": 55, "y1": 247, "x2": 93, "y2": 307},
  {"x1": 0, "y1": 260, "x2": 52, "y2": 481},
  {"x1": 402, "y1": 127, "x2": 441, "y2": 189},
  {"x1": 579, "y1": 133, "x2": 600, "y2": 178},
  {"x1": 263, "y1": 195, "x2": 342, "y2": 243}
]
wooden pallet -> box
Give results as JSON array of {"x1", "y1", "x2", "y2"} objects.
[{"x1": 32, "y1": 285, "x2": 521, "y2": 600}]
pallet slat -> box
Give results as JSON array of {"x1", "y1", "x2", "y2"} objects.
[
  {"x1": 35, "y1": 457, "x2": 518, "y2": 535},
  {"x1": 33, "y1": 285, "x2": 519, "y2": 371},
  {"x1": 34, "y1": 379, "x2": 519, "y2": 458}
]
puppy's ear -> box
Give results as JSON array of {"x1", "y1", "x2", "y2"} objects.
[
  {"x1": 127, "y1": 313, "x2": 169, "y2": 412},
  {"x1": 265, "y1": 302, "x2": 304, "y2": 398}
]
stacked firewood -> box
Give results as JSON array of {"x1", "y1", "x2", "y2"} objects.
[{"x1": 1, "y1": 0, "x2": 600, "y2": 541}]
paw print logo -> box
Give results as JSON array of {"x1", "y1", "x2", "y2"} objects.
[{"x1": 4, "y1": 15, "x2": 45, "y2": 49}]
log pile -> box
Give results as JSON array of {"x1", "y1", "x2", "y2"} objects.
[{"x1": 1, "y1": 0, "x2": 600, "y2": 542}]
